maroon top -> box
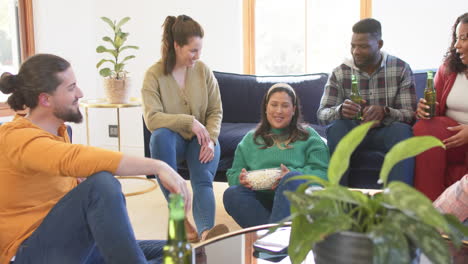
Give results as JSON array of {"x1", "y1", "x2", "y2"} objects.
[{"x1": 435, "y1": 63, "x2": 457, "y2": 116}]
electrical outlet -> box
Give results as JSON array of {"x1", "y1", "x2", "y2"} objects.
[{"x1": 108, "y1": 125, "x2": 118, "y2": 138}]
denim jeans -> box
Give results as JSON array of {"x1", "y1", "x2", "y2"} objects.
[
  {"x1": 326, "y1": 120, "x2": 414, "y2": 186},
  {"x1": 223, "y1": 171, "x2": 303, "y2": 228},
  {"x1": 150, "y1": 128, "x2": 220, "y2": 235},
  {"x1": 13, "y1": 172, "x2": 164, "y2": 264}
]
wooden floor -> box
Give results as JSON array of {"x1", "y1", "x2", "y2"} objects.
[{"x1": 122, "y1": 177, "x2": 241, "y2": 242}]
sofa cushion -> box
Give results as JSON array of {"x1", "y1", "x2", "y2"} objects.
[{"x1": 214, "y1": 71, "x2": 329, "y2": 125}]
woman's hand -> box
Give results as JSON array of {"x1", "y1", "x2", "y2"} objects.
[
  {"x1": 157, "y1": 162, "x2": 192, "y2": 212},
  {"x1": 444, "y1": 124, "x2": 468, "y2": 149},
  {"x1": 415, "y1": 98, "x2": 438, "y2": 120},
  {"x1": 199, "y1": 140, "x2": 215, "y2": 163},
  {"x1": 239, "y1": 168, "x2": 252, "y2": 189},
  {"x1": 192, "y1": 119, "x2": 211, "y2": 146},
  {"x1": 271, "y1": 164, "x2": 289, "y2": 190}
]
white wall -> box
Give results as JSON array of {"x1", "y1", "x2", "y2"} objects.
[
  {"x1": 33, "y1": 0, "x2": 243, "y2": 155},
  {"x1": 374, "y1": 0, "x2": 468, "y2": 70}
]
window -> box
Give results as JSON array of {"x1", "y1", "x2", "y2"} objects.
[
  {"x1": 0, "y1": 0, "x2": 21, "y2": 74},
  {"x1": 0, "y1": 0, "x2": 34, "y2": 103},
  {"x1": 255, "y1": 0, "x2": 306, "y2": 75},
  {"x1": 245, "y1": 0, "x2": 370, "y2": 75}
]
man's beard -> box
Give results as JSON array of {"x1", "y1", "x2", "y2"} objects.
[
  {"x1": 54, "y1": 107, "x2": 83, "y2": 123},
  {"x1": 353, "y1": 57, "x2": 371, "y2": 69}
]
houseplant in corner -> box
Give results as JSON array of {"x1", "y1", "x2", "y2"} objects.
[
  {"x1": 96, "y1": 17, "x2": 139, "y2": 104},
  {"x1": 283, "y1": 121, "x2": 468, "y2": 264}
]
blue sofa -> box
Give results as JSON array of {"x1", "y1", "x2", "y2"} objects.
[{"x1": 143, "y1": 69, "x2": 434, "y2": 188}]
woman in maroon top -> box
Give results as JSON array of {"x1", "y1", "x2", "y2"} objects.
[{"x1": 414, "y1": 13, "x2": 468, "y2": 201}]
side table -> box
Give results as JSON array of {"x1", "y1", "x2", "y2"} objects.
[
  {"x1": 79, "y1": 98, "x2": 157, "y2": 197},
  {"x1": 79, "y1": 97, "x2": 142, "y2": 151}
]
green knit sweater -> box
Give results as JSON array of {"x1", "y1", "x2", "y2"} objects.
[{"x1": 226, "y1": 126, "x2": 330, "y2": 187}]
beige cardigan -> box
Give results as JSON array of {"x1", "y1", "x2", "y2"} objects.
[{"x1": 141, "y1": 60, "x2": 223, "y2": 142}]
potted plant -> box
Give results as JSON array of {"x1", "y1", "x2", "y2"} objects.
[
  {"x1": 282, "y1": 121, "x2": 468, "y2": 264},
  {"x1": 96, "y1": 16, "x2": 139, "y2": 104}
]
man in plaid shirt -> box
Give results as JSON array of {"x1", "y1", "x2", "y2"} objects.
[{"x1": 317, "y1": 18, "x2": 417, "y2": 186}]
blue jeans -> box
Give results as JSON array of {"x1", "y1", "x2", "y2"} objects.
[
  {"x1": 150, "y1": 128, "x2": 220, "y2": 235},
  {"x1": 223, "y1": 171, "x2": 303, "y2": 228},
  {"x1": 13, "y1": 172, "x2": 164, "y2": 264},
  {"x1": 326, "y1": 120, "x2": 414, "y2": 186}
]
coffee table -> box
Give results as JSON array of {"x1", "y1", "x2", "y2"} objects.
[{"x1": 193, "y1": 223, "x2": 467, "y2": 264}]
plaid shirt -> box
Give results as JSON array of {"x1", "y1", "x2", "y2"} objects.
[
  {"x1": 317, "y1": 52, "x2": 417, "y2": 126},
  {"x1": 433, "y1": 175, "x2": 468, "y2": 222}
]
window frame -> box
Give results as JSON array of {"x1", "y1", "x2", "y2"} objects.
[
  {"x1": 243, "y1": 0, "x2": 372, "y2": 74},
  {"x1": 0, "y1": 0, "x2": 35, "y2": 113},
  {"x1": 18, "y1": 0, "x2": 35, "y2": 61}
]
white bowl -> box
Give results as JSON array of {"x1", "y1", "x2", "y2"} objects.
[{"x1": 246, "y1": 168, "x2": 282, "y2": 190}]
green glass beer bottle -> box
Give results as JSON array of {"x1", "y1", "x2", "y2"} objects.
[
  {"x1": 163, "y1": 194, "x2": 192, "y2": 264},
  {"x1": 350, "y1": 74, "x2": 363, "y2": 120},
  {"x1": 424, "y1": 71, "x2": 436, "y2": 118}
]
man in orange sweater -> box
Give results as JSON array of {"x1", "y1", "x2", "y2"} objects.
[{"x1": 0, "y1": 54, "x2": 191, "y2": 264}]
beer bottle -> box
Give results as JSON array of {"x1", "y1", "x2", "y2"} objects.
[
  {"x1": 424, "y1": 71, "x2": 436, "y2": 118},
  {"x1": 163, "y1": 194, "x2": 192, "y2": 264},
  {"x1": 350, "y1": 74, "x2": 363, "y2": 120}
]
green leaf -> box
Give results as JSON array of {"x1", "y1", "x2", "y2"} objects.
[
  {"x1": 383, "y1": 182, "x2": 450, "y2": 234},
  {"x1": 96, "y1": 59, "x2": 115, "y2": 69},
  {"x1": 379, "y1": 136, "x2": 444, "y2": 187},
  {"x1": 114, "y1": 63, "x2": 125, "y2": 73},
  {"x1": 442, "y1": 213, "x2": 468, "y2": 249},
  {"x1": 121, "y1": 55, "x2": 135, "y2": 63},
  {"x1": 285, "y1": 191, "x2": 339, "y2": 219},
  {"x1": 327, "y1": 121, "x2": 374, "y2": 185},
  {"x1": 289, "y1": 213, "x2": 353, "y2": 264},
  {"x1": 116, "y1": 17, "x2": 130, "y2": 30},
  {"x1": 98, "y1": 48, "x2": 117, "y2": 58},
  {"x1": 96, "y1": 45, "x2": 107, "y2": 53},
  {"x1": 101, "y1": 17, "x2": 115, "y2": 30},
  {"x1": 368, "y1": 223, "x2": 410, "y2": 264},
  {"x1": 96, "y1": 46, "x2": 118, "y2": 58},
  {"x1": 102, "y1": 36, "x2": 114, "y2": 46},
  {"x1": 114, "y1": 34, "x2": 123, "y2": 49},
  {"x1": 288, "y1": 213, "x2": 313, "y2": 264},
  {"x1": 310, "y1": 186, "x2": 369, "y2": 207},
  {"x1": 387, "y1": 211, "x2": 450, "y2": 264},
  {"x1": 120, "y1": 45, "x2": 139, "y2": 52},
  {"x1": 284, "y1": 191, "x2": 319, "y2": 215},
  {"x1": 99, "y1": 68, "x2": 112, "y2": 77},
  {"x1": 367, "y1": 192, "x2": 385, "y2": 216}
]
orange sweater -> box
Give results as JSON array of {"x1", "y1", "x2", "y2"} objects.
[{"x1": 0, "y1": 116, "x2": 123, "y2": 263}]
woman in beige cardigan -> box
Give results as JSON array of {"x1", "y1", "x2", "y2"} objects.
[{"x1": 141, "y1": 15, "x2": 226, "y2": 242}]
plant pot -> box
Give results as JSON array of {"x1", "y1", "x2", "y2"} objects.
[
  {"x1": 313, "y1": 231, "x2": 420, "y2": 264},
  {"x1": 313, "y1": 231, "x2": 373, "y2": 264},
  {"x1": 103, "y1": 78, "x2": 130, "y2": 104}
]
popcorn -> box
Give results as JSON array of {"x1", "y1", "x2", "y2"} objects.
[{"x1": 246, "y1": 168, "x2": 282, "y2": 190}]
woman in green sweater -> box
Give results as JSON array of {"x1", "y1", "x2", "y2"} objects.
[
  {"x1": 141, "y1": 15, "x2": 225, "y2": 241},
  {"x1": 223, "y1": 83, "x2": 329, "y2": 228}
]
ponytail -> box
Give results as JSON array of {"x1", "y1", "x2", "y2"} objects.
[
  {"x1": 161, "y1": 16, "x2": 177, "y2": 75},
  {"x1": 160, "y1": 15, "x2": 204, "y2": 75},
  {"x1": 0, "y1": 72, "x2": 26, "y2": 111}
]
